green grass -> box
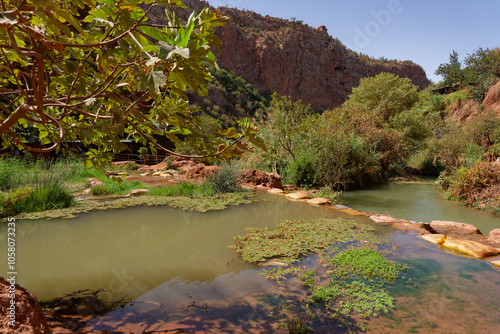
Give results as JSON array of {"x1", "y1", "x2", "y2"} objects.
[
  {"x1": 149, "y1": 181, "x2": 215, "y2": 197},
  {"x1": 90, "y1": 180, "x2": 147, "y2": 196},
  {"x1": 0, "y1": 173, "x2": 74, "y2": 216}
]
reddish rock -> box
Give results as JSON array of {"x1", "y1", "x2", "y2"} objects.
[
  {"x1": 129, "y1": 189, "x2": 149, "y2": 196},
  {"x1": 267, "y1": 188, "x2": 285, "y2": 195},
  {"x1": 111, "y1": 161, "x2": 137, "y2": 168},
  {"x1": 483, "y1": 80, "x2": 500, "y2": 115},
  {"x1": 285, "y1": 191, "x2": 309, "y2": 200},
  {"x1": 369, "y1": 214, "x2": 409, "y2": 224},
  {"x1": 392, "y1": 222, "x2": 436, "y2": 235},
  {"x1": 0, "y1": 276, "x2": 52, "y2": 333},
  {"x1": 212, "y1": 7, "x2": 430, "y2": 111},
  {"x1": 238, "y1": 170, "x2": 282, "y2": 189},
  {"x1": 185, "y1": 165, "x2": 221, "y2": 179},
  {"x1": 487, "y1": 229, "x2": 500, "y2": 245},
  {"x1": 306, "y1": 197, "x2": 332, "y2": 206},
  {"x1": 150, "y1": 1, "x2": 429, "y2": 111},
  {"x1": 430, "y1": 220, "x2": 482, "y2": 235},
  {"x1": 86, "y1": 178, "x2": 104, "y2": 187}
]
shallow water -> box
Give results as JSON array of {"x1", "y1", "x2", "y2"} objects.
[
  {"x1": 1, "y1": 185, "x2": 500, "y2": 333},
  {"x1": 343, "y1": 182, "x2": 500, "y2": 234}
]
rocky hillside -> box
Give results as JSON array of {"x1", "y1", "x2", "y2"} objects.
[{"x1": 167, "y1": 0, "x2": 430, "y2": 111}]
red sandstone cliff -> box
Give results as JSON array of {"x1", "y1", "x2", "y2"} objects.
[
  {"x1": 151, "y1": 0, "x2": 430, "y2": 110},
  {"x1": 213, "y1": 7, "x2": 429, "y2": 110}
]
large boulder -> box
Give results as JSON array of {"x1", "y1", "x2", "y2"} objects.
[
  {"x1": 185, "y1": 165, "x2": 221, "y2": 180},
  {"x1": 169, "y1": 156, "x2": 205, "y2": 172},
  {"x1": 0, "y1": 276, "x2": 52, "y2": 333},
  {"x1": 430, "y1": 220, "x2": 482, "y2": 235},
  {"x1": 487, "y1": 229, "x2": 500, "y2": 246},
  {"x1": 238, "y1": 170, "x2": 282, "y2": 189},
  {"x1": 306, "y1": 197, "x2": 332, "y2": 206}
]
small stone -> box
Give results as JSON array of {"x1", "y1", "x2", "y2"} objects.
[
  {"x1": 87, "y1": 178, "x2": 104, "y2": 187},
  {"x1": 129, "y1": 189, "x2": 149, "y2": 196}
]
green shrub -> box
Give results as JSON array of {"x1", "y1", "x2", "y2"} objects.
[
  {"x1": 1, "y1": 181, "x2": 74, "y2": 216},
  {"x1": 208, "y1": 165, "x2": 240, "y2": 193},
  {"x1": 315, "y1": 186, "x2": 342, "y2": 204},
  {"x1": 288, "y1": 156, "x2": 316, "y2": 188}
]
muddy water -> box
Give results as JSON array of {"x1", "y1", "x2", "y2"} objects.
[{"x1": 1, "y1": 184, "x2": 500, "y2": 333}]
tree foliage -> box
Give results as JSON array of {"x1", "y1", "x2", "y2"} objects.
[
  {"x1": 0, "y1": 0, "x2": 264, "y2": 166},
  {"x1": 435, "y1": 48, "x2": 500, "y2": 100}
]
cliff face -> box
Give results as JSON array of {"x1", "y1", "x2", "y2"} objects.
[
  {"x1": 163, "y1": 0, "x2": 430, "y2": 110},
  {"x1": 213, "y1": 7, "x2": 429, "y2": 110}
]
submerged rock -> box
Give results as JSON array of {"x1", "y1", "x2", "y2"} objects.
[{"x1": 339, "y1": 208, "x2": 368, "y2": 216}]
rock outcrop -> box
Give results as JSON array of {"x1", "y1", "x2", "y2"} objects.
[
  {"x1": 149, "y1": 0, "x2": 430, "y2": 111},
  {"x1": 0, "y1": 276, "x2": 52, "y2": 334},
  {"x1": 213, "y1": 7, "x2": 429, "y2": 111},
  {"x1": 238, "y1": 170, "x2": 282, "y2": 189},
  {"x1": 483, "y1": 79, "x2": 500, "y2": 114}
]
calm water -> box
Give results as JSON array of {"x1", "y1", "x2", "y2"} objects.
[
  {"x1": 343, "y1": 182, "x2": 500, "y2": 234},
  {"x1": 1, "y1": 184, "x2": 499, "y2": 333}
]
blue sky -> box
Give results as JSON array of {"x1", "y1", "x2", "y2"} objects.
[{"x1": 207, "y1": 0, "x2": 499, "y2": 83}]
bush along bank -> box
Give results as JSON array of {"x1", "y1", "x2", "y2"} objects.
[{"x1": 237, "y1": 69, "x2": 500, "y2": 213}]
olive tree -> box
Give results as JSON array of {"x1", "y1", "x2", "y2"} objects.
[{"x1": 0, "y1": 0, "x2": 264, "y2": 166}]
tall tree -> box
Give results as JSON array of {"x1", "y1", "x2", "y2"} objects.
[
  {"x1": 0, "y1": 0, "x2": 264, "y2": 165},
  {"x1": 435, "y1": 50, "x2": 464, "y2": 90}
]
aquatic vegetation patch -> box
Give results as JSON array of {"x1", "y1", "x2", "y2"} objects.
[
  {"x1": 330, "y1": 248, "x2": 407, "y2": 282},
  {"x1": 12, "y1": 193, "x2": 255, "y2": 220},
  {"x1": 231, "y1": 218, "x2": 384, "y2": 263},
  {"x1": 231, "y1": 218, "x2": 407, "y2": 331}
]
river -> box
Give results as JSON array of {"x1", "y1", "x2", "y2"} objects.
[{"x1": 1, "y1": 183, "x2": 499, "y2": 333}]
